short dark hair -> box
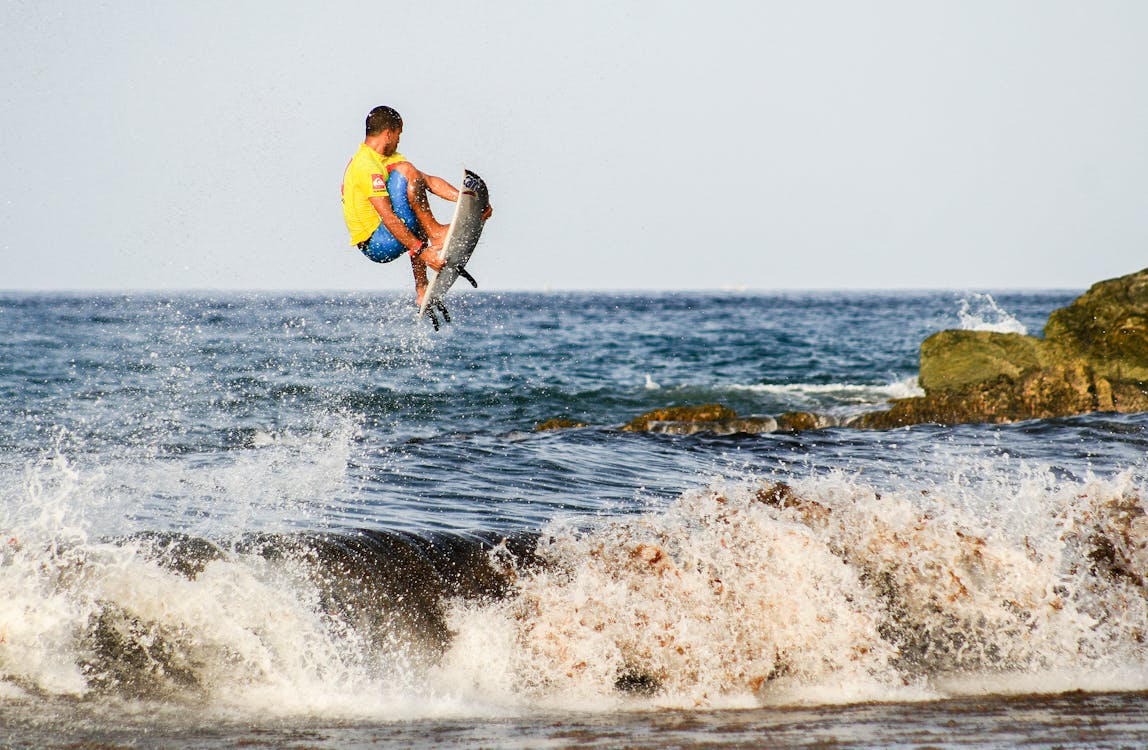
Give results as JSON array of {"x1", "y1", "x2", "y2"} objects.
[{"x1": 365, "y1": 106, "x2": 402, "y2": 136}]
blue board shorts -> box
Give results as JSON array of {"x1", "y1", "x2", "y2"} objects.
[{"x1": 357, "y1": 170, "x2": 426, "y2": 263}]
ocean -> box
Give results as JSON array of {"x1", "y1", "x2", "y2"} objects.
[{"x1": 1, "y1": 289, "x2": 1146, "y2": 748}]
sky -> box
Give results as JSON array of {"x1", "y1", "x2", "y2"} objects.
[{"x1": 2, "y1": 1, "x2": 1146, "y2": 292}]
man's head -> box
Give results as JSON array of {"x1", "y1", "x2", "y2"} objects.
[
  {"x1": 366, "y1": 106, "x2": 403, "y2": 137},
  {"x1": 364, "y1": 105, "x2": 403, "y2": 156}
]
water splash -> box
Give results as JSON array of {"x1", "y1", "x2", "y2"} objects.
[
  {"x1": 957, "y1": 293, "x2": 1027, "y2": 334},
  {"x1": 444, "y1": 472, "x2": 1148, "y2": 708}
]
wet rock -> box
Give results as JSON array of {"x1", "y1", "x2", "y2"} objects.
[
  {"x1": 535, "y1": 405, "x2": 839, "y2": 434},
  {"x1": 621, "y1": 403, "x2": 737, "y2": 432},
  {"x1": 81, "y1": 601, "x2": 203, "y2": 697},
  {"x1": 615, "y1": 669, "x2": 661, "y2": 695},
  {"x1": 776, "y1": 411, "x2": 839, "y2": 431},
  {"x1": 1044, "y1": 268, "x2": 1148, "y2": 382},
  {"x1": 918, "y1": 330, "x2": 1044, "y2": 393},
  {"x1": 850, "y1": 366, "x2": 1100, "y2": 428},
  {"x1": 534, "y1": 417, "x2": 589, "y2": 431},
  {"x1": 858, "y1": 268, "x2": 1148, "y2": 428},
  {"x1": 643, "y1": 416, "x2": 779, "y2": 435},
  {"x1": 752, "y1": 481, "x2": 831, "y2": 527},
  {"x1": 621, "y1": 404, "x2": 790, "y2": 435}
]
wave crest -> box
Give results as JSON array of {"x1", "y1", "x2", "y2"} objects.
[{"x1": 445, "y1": 474, "x2": 1148, "y2": 707}]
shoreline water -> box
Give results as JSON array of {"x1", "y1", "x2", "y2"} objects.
[{"x1": 3, "y1": 690, "x2": 1146, "y2": 749}]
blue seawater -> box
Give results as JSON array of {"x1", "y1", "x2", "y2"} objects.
[{"x1": 2, "y1": 290, "x2": 1147, "y2": 748}]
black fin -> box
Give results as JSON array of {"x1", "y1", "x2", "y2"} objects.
[
  {"x1": 426, "y1": 308, "x2": 440, "y2": 331},
  {"x1": 436, "y1": 300, "x2": 451, "y2": 323},
  {"x1": 457, "y1": 267, "x2": 479, "y2": 288}
]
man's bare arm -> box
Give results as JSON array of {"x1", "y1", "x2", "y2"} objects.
[
  {"x1": 424, "y1": 172, "x2": 493, "y2": 220},
  {"x1": 368, "y1": 195, "x2": 444, "y2": 270},
  {"x1": 423, "y1": 174, "x2": 459, "y2": 202}
]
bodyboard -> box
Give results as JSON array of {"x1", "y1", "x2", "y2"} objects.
[{"x1": 418, "y1": 170, "x2": 489, "y2": 321}]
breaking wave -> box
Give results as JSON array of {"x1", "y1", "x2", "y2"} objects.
[{"x1": 3, "y1": 455, "x2": 1146, "y2": 717}]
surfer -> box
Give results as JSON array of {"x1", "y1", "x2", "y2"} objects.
[{"x1": 341, "y1": 105, "x2": 491, "y2": 305}]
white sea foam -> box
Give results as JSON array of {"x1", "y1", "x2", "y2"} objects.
[
  {"x1": 0, "y1": 459, "x2": 422, "y2": 718},
  {"x1": 3, "y1": 446, "x2": 1147, "y2": 718},
  {"x1": 724, "y1": 377, "x2": 923, "y2": 407},
  {"x1": 957, "y1": 293, "x2": 1028, "y2": 334},
  {"x1": 445, "y1": 470, "x2": 1148, "y2": 709}
]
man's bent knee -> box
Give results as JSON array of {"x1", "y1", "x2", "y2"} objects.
[{"x1": 390, "y1": 161, "x2": 422, "y2": 185}]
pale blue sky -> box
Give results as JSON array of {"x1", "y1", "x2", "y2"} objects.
[{"x1": 2, "y1": 1, "x2": 1146, "y2": 291}]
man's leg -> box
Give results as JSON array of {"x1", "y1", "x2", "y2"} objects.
[
  {"x1": 390, "y1": 162, "x2": 450, "y2": 246},
  {"x1": 411, "y1": 255, "x2": 431, "y2": 307}
]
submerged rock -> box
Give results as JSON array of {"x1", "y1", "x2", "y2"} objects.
[
  {"x1": 534, "y1": 417, "x2": 589, "y2": 431},
  {"x1": 621, "y1": 404, "x2": 737, "y2": 432},
  {"x1": 643, "y1": 416, "x2": 779, "y2": 436},
  {"x1": 857, "y1": 268, "x2": 1148, "y2": 428},
  {"x1": 622, "y1": 405, "x2": 841, "y2": 435},
  {"x1": 777, "y1": 411, "x2": 840, "y2": 431},
  {"x1": 535, "y1": 405, "x2": 840, "y2": 435}
]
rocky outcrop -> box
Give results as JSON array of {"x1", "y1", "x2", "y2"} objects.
[
  {"x1": 855, "y1": 268, "x2": 1148, "y2": 428},
  {"x1": 1044, "y1": 269, "x2": 1148, "y2": 383},
  {"x1": 917, "y1": 330, "x2": 1044, "y2": 392}
]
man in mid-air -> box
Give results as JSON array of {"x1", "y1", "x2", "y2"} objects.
[{"x1": 341, "y1": 105, "x2": 490, "y2": 305}]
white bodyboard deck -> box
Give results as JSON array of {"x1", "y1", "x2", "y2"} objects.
[{"x1": 418, "y1": 170, "x2": 489, "y2": 325}]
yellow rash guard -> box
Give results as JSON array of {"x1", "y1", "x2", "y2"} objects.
[{"x1": 340, "y1": 144, "x2": 408, "y2": 245}]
